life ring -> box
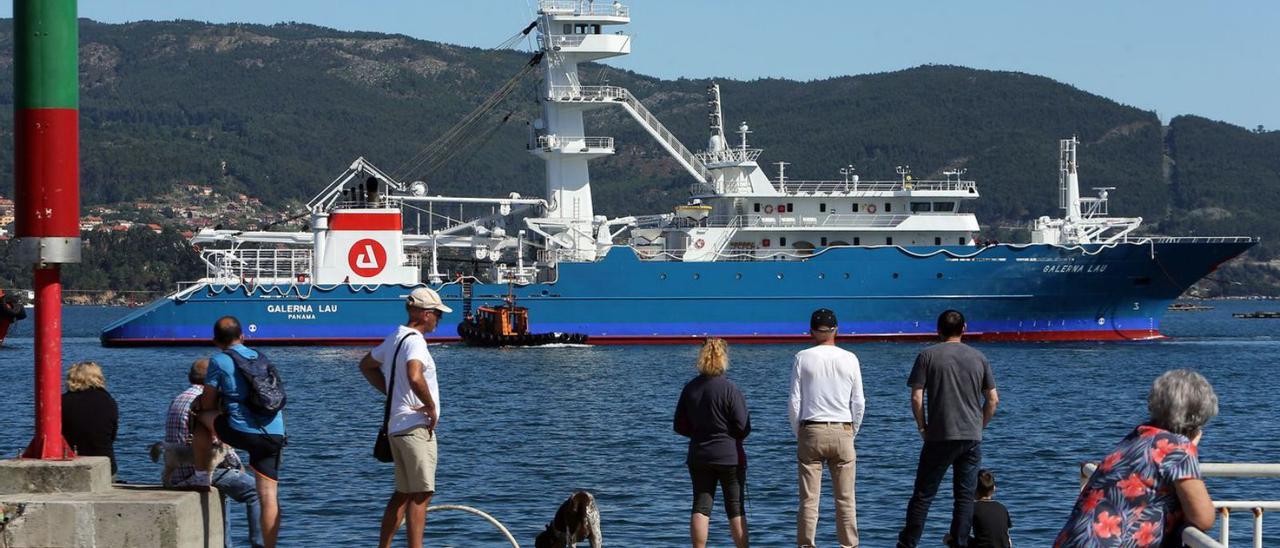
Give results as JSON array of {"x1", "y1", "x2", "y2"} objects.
[
  {"x1": 296, "y1": 273, "x2": 307, "y2": 283},
  {"x1": 764, "y1": 205, "x2": 774, "y2": 214},
  {"x1": 866, "y1": 204, "x2": 877, "y2": 214},
  {"x1": 694, "y1": 239, "x2": 706, "y2": 249}
]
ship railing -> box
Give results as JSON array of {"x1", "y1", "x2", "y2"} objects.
[
  {"x1": 697, "y1": 213, "x2": 910, "y2": 229},
  {"x1": 541, "y1": 34, "x2": 588, "y2": 49},
  {"x1": 332, "y1": 197, "x2": 398, "y2": 210},
  {"x1": 202, "y1": 248, "x2": 313, "y2": 283},
  {"x1": 695, "y1": 147, "x2": 763, "y2": 165},
  {"x1": 538, "y1": 0, "x2": 629, "y2": 17},
  {"x1": 535, "y1": 134, "x2": 614, "y2": 152},
  {"x1": 1127, "y1": 236, "x2": 1260, "y2": 245},
  {"x1": 1079, "y1": 462, "x2": 1280, "y2": 548},
  {"x1": 776, "y1": 179, "x2": 978, "y2": 194},
  {"x1": 547, "y1": 84, "x2": 709, "y2": 183},
  {"x1": 634, "y1": 246, "x2": 816, "y2": 262}
]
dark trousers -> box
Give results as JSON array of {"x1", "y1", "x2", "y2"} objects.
[{"x1": 896, "y1": 440, "x2": 982, "y2": 548}]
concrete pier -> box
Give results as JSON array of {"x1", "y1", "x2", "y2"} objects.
[{"x1": 0, "y1": 457, "x2": 223, "y2": 547}]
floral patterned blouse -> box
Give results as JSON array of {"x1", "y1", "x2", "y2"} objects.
[{"x1": 1055, "y1": 425, "x2": 1202, "y2": 547}]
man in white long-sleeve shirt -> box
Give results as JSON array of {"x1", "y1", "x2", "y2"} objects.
[{"x1": 788, "y1": 308, "x2": 865, "y2": 548}]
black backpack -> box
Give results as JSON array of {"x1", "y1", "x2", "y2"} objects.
[{"x1": 224, "y1": 349, "x2": 287, "y2": 416}]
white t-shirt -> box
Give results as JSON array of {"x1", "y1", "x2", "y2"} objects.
[
  {"x1": 371, "y1": 326, "x2": 439, "y2": 435},
  {"x1": 788, "y1": 344, "x2": 865, "y2": 437}
]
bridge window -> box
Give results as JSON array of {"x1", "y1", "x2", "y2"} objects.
[
  {"x1": 935, "y1": 237, "x2": 942, "y2": 245},
  {"x1": 780, "y1": 237, "x2": 788, "y2": 246},
  {"x1": 886, "y1": 237, "x2": 893, "y2": 245},
  {"x1": 853, "y1": 237, "x2": 861, "y2": 245},
  {"x1": 753, "y1": 203, "x2": 761, "y2": 212},
  {"x1": 884, "y1": 203, "x2": 892, "y2": 213},
  {"x1": 933, "y1": 202, "x2": 956, "y2": 212},
  {"x1": 851, "y1": 203, "x2": 859, "y2": 212},
  {"x1": 959, "y1": 237, "x2": 967, "y2": 245},
  {"x1": 820, "y1": 237, "x2": 828, "y2": 246},
  {"x1": 819, "y1": 203, "x2": 827, "y2": 212},
  {"x1": 563, "y1": 24, "x2": 573, "y2": 34},
  {"x1": 786, "y1": 203, "x2": 794, "y2": 212},
  {"x1": 911, "y1": 202, "x2": 932, "y2": 213},
  {"x1": 592, "y1": 24, "x2": 602, "y2": 34}
]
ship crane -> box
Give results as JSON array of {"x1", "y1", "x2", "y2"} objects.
[{"x1": 1032, "y1": 137, "x2": 1143, "y2": 245}]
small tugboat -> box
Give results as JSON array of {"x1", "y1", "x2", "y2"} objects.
[
  {"x1": 457, "y1": 285, "x2": 588, "y2": 347},
  {"x1": 0, "y1": 289, "x2": 29, "y2": 346}
]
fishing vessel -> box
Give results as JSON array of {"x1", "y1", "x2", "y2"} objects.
[{"x1": 100, "y1": 1, "x2": 1255, "y2": 346}]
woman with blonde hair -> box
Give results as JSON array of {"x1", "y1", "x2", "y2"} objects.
[
  {"x1": 674, "y1": 338, "x2": 751, "y2": 548},
  {"x1": 62, "y1": 361, "x2": 119, "y2": 476}
]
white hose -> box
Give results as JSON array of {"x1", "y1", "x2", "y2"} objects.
[{"x1": 428, "y1": 504, "x2": 520, "y2": 547}]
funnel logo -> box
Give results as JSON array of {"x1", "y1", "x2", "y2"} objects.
[{"x1": 348, "y1": 239, "x2": 387, "y2": 277}]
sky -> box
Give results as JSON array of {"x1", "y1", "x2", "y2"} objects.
[{"x1": 5, "y1": 1, "x2": 1276, "y2": 130}]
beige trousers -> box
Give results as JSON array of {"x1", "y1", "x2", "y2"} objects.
[{"x1": 797, "y1": 422, "x2": 858, "y2": 547}]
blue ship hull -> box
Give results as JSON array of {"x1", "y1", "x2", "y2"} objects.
[{"x1": 101, "y1": 240, "x2": 1254, "y2": 346}]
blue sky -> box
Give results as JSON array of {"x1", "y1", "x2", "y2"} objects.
[{"x1": 7, "y1": 1, "x2": 1276, "y2": 129}]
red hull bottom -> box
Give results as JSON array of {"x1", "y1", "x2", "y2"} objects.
[{"x1": 101, "y1": 329, "x2": 1164, "y2": 347}]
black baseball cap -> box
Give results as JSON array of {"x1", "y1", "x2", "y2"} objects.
[{"x1": 810, "y1": 308, "x2": 838, "y2": 332}]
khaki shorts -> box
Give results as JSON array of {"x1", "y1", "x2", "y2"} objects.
[{"x1": 389, "y1": 425, "x2": 437, "y2": 493}]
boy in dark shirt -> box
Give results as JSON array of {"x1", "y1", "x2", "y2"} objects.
[{"x1": 946, "y1": 469, "x2": 1012, "y2": 547}]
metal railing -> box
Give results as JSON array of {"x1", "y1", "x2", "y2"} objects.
[
  {"x1": 535, "y1": 134, "x2": 614, "y2": 152},
  {"x1": 203, "y1": 248, "x2": 313, "y2": 282},
  {"x1": 1136, "y1": 236, "x2": 1260, "y2": 245},
  {"x1": 542, "y1": 34, "x2": 587, "y2": 49},
  {"x1": 1080, "y1": 462, "x2": 1280, "y2": 548},
  {"x1": 695, "y1": 147, "x2": 763, "y2": 165},
  {"x1": 694, "y1": 213, "x2": 911, "y2": 229},
  {"x1": 547, "y1": 85, "x2": 709, "y2": 182},
  {"x1": 776, "y1": 179, "x2": 978, "y2": 194},
  {"x1": 538, "y1": 0, "x2": 629, "y2": 17}
]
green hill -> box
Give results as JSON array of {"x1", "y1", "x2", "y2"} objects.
[{"x1": 0, "y1": 19, "x2": 1276, "y2": 295}]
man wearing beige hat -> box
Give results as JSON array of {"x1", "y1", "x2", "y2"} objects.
[{"x1": 359, "y1": 287, "x2": 452, "y2": 548}]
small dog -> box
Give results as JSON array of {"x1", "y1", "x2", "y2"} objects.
[
  {"x1": 148, "y1": 441, "x2": 235, "y2": 486},
  {"x1": 534, "y1": 490, "x2": 602, "y2": 548}
]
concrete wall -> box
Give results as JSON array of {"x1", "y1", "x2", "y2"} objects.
[{"x1": 0, "y1": 457, "x2": 223, "y2": 548}]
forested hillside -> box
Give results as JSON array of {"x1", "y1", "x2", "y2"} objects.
[{"x1": 0, "y1": 19, "x2": 1276, "y2": 294}]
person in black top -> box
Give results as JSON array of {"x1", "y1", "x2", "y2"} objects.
[
  {"x1": 674, "y1": 338, "x2": 751, "y2": 548},
  {"x1": 946, "y1": 469, "x2": 1012, "y2": 548},
  {"x1": 61, "y1": 362, "x2": 120, "y2": 476}
]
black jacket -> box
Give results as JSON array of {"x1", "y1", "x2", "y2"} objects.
[
  {"x1": 62, "y1": 388, "x2": 119, "y2": 474},
  {"x1": 674, "y1": 375, "x2": 751, "y2": 466}
]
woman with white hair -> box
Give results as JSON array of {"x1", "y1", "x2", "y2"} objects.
[
  {"x1": 1055, "y1": 369, "x2": 1218, "y2": 547},
  {"x1": 674, "y1": 338, "x2": 752, "y2": 548},
  {"x1": 62, "y1": 361, "x2": 120, "y2": 476}
]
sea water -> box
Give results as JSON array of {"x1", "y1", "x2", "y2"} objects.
[{"x1": 2, "y1": 303, "x2": 1278, "y2": 546}]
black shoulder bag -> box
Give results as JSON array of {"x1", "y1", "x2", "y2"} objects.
[{"x1": 373, "y1": 334, "x2": 413, "y2": 463}]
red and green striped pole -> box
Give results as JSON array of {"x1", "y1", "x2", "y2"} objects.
[{"x1": 15, "y1": 0, "x2": 80, "y2": 460}]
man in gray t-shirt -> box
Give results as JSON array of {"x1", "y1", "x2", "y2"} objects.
[{"x1": 897, "y1": 310, "x2": 999, "y2": 548}]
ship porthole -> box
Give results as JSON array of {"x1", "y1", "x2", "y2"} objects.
[
  {"x1": 893, "y1": 273, "x2": 900, "y2": 279},
  {"x1": 936, "y1": 273, "x2": 943, "y2": 279},
  {"x1": 818, "y1": 273, "x2": 826, "y2": 280},
  {"x1": 659, "y1": 273, "x2": 667, "y2": 280},
  {"x1": 692, "y1": 273, "x2": 701, "y2": 280},
  {"x1": 735, "y1": 273, "x2": 743, "y2": 280},
  {"x1": 776, "y1": 273, "x2": 784, "y2": 280},
  {"x1": 843, "y1": 273, "x2": 850, "y2": 279},
  {"x1": 541, "y1": 289, "x2": 549, "y2": 296}
]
